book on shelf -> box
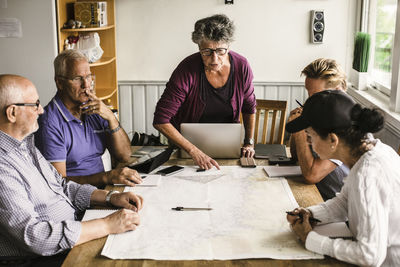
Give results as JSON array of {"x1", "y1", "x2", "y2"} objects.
[{"x1": 74, "y1": 1, "x2": 108, "y2": 28}]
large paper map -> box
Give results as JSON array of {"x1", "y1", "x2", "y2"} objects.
[{"x1": 100, "y1": 166, "x2": 323, "y2": 260}]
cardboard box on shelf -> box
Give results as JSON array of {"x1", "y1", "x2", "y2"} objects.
[{"x1": 74, "y1": 1, "x2": 107, "y2": 28}]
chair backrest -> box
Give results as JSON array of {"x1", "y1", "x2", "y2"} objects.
[{"x1": 254, "y1": 99, "x2": 288, "y2": 144}]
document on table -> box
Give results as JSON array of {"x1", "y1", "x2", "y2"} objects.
[
  {"x1": 101, "y1": 166, "x2": 323, "y2": 260},
  {"x1": 263, "y1": 165, "x2": 302, "y2": 177},
  {"x1": 82, "y1": 209, "x2": 116, "y2": 221}
]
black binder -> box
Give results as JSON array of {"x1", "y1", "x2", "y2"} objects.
[
  {"x1": 128, "y1": 147, "x2": 174, "y2": 174},
  {"x1": 254, "y1": 144, "x2": 287, "y2": 159}
]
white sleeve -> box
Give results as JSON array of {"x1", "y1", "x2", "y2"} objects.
[
  {"x1": 308, "y1": 177, "x2": 349, "y2": 224},
  {"x1": 305, "y1": 160, "x2": 389, "y2": 266}
]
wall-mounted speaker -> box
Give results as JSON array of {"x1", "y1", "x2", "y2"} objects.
[{"x1": 310, "y1": 10, "x2": 324, "y2": 44}]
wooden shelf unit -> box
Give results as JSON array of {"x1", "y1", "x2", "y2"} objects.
[{"x1": 55, "y1": 0, "x2": 119, "y2": 113}]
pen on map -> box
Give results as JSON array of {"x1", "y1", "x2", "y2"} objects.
[
  {"x1": 196, "y1": 168, "x2": 206, "y2": 172},
  {"x1": 295, "y1": 99, "x2": 304, "y2": 107},
  {"x1": 172, "y1": 206, "x2": 213, "y2": 211},
  {"x1": 286, "y1": 211, "x2": 321, "y2": 223}
]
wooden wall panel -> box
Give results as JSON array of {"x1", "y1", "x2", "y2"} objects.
[{"x1": 118, "y1": 85, "x2": 133, "y2": 135}]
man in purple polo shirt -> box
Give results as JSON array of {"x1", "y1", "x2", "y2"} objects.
[
  {"x1": 35, "y1": 50, "x2": 142, "y2": 187},
  {"x1": 153, "y1": 14, "x2": 256, "y2": 170}
]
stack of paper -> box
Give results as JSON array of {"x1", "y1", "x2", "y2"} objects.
[
  {"x1": 114, "y1": 174, "x2": 162, "y2": 187},
  {"x1": 263, "y1": 166, "x2": 302, "y2": 177}
]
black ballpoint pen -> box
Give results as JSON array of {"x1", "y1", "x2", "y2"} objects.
[
  {"x1": 295, "y1": 99, "x2": 304, "y2": 107},
  {"x1": 286, "y1": 211, "x2": 321, "y2": 223},
  {"x1": 172, "y1": 206, "x2": 212, "y2": 211}
]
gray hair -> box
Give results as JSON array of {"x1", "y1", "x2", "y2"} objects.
[
  {"x1": 0, "y1": 74, "x2": 24, "y2": 113},
  {"x1": 54, "y1": 49, "x2": 88, "y2": 77},
  {"x1": 191, "y1": 14, "x2": 235, "y2": 45}
]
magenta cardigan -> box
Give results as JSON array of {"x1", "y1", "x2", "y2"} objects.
[{"x1": 153, "y1": 51, "x2": 256, "y2": 130}]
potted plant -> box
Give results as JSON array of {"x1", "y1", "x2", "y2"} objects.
[{"x1": 350, "y1": 32, "x2": 371, "y2": 90}]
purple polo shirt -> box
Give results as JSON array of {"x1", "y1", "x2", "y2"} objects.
[
  {"x1": 35, "y1": 94, "x2": 109, "y2": 177},
  {"x1": 153, "y1": 50, "x2": 256, "y2": 130}
]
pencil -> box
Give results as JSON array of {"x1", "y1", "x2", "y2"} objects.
[{"x1": 172, "y1": 207, "x2": 212, "y2": 211}]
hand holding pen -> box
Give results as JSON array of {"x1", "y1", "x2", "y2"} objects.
[
  {"x1": 286, "y1": 210, "x2": 321, "y2": 224},
  {"x1": 288, "y1": 99, "x2": 304, "y2": 122},
  {"x1": 286, "y1": 208, "x2": 319, "y2": 243}
]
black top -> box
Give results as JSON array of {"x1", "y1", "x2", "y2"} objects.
[
  {"x1": 199, "y1": 55, "x2": 234, "y2": 123},
  {"x1": 311, "y1": 147, "x2": 348, "y2": 200}
]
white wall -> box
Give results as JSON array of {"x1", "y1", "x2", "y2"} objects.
[
  {"x1": 116, "y1": 0, "x2": 357, "y2": 82},
  {"x1": 0, "y1": 0, "x2": 58, "y2": 105}
]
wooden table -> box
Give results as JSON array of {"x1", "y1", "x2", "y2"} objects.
[{"x1": 62, "y1": 149, "x2": 354, "y2": 267}]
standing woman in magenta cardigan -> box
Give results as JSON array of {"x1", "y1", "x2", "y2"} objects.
[
  {"x1": 153, "y1": 14, "x2": 256, "y2": 170},
  {"x1": 286, "y1": 90, "x2": 400, "y2": 266}
]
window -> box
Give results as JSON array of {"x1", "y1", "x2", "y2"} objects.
[
  {"x1": 369, "y1": 0, "x2": 397, "y2": 95},
  {"x1": 362, "y1": 0, "x2": 400, "y2": 112}
]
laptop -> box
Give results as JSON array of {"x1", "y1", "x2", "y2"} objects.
[{"x1": 180, "y1": 123, "x2": 242, "y2": 159}]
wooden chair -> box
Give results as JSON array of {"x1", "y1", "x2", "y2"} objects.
[{"x1": 254, "y1": 99, "x2": 288, "y2": 144}]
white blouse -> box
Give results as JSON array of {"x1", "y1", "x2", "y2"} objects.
[{"x1": 305, "y1": 139, "x2": 400, "y2": 267}]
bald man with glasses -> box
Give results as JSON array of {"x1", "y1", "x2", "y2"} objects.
[
  {"x1": 0, "y1": 74, "x2": 142, "y2": 264},
  {"x1": 35, "y1": 50, "x2": 142, "y2": 187}
]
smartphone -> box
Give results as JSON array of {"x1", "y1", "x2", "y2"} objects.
[{"x1": 156, "y1": 165, "x2": 184, "y2": 176}]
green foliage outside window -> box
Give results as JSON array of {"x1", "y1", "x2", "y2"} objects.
[{"x1": 374, "y1": 0, "x2": 396, "y2": 73}]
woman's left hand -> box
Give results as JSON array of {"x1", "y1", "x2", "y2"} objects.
[
  {"x1": 241, "y1": 145, "x2": 255, "y2": 158},
  {"x1": 80, "y1": 89, "x2": 115, "y2": 121}
]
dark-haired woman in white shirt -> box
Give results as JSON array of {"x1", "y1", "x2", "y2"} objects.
[{"x1": 286, "y1": 90, "x2": 400, "y2": 267}]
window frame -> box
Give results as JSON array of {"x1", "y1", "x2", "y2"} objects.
[{"x1": 361, "y1": 0, "x2": 400, "y2": 112}]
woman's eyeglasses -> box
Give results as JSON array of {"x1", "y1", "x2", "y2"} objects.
[{"x1": 199, "y1": 48, "x2": 228, "y2": 57}]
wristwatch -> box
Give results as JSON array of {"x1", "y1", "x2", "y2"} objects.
[
  {"x1": 243, "y1": 138, "x2": 254, "y2": 145},
  {"x1": 105, "y1": 190, "x2": 119, "y2": 204}
]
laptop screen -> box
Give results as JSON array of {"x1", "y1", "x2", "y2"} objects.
[{"x1": 180, "y1": 123, "x2": 243, "y2": 159}]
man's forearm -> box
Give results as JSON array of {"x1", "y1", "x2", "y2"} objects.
[
  {"x1": 75, "y1": 218, "x2": 110, "y2": 246},
  {"x1": 107, "y1": 117, "x2": 131, "y2": 163},
  {"x1": 89, "y1": 189, "x2": 109, "y2": 206}
]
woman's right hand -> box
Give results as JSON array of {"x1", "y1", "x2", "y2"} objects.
[
  {"x1": 189, "y1": 146, "x2": 220, "y2": 170},
  {"x1": 104, "y1": 209, "x2": 140, "y2": 234},
  {"x1": 286, "y1": 207, "x2": 311, "y2": 224}
]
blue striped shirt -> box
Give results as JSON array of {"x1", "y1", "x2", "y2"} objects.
[{"x1": 0, "y1": 130, "x2": 96, "y2": 256}]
